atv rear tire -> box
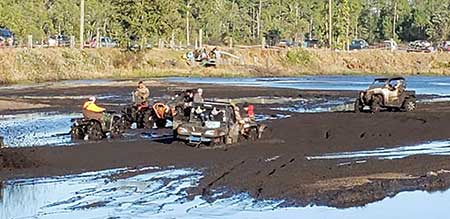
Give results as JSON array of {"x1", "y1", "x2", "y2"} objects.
[
  {"x1": 86, "y1": 121, "x2": 104, "y2": 140},
  {"x1": 110, "y1": 117, "x2": 124, "y2": 138},
  {"x1": 403, "y1": 98, "x2": 416, "y2": 112},
  {"x1": 354, "y1": 99, "x2": 364, "y2": 113},
  {"x1": 155, "y1": 119, "x2": 167, "y2": 129},
  {"x1": 143, "y1": 111, "x2": 153, "y2": 129}
]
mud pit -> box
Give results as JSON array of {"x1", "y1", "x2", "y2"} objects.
[{"x1": 2, "y1": 79, "x2": 450, "y2": 214}]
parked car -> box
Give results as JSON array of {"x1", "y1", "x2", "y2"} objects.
[
  {"x1": 383, "y1": 39, "x2": 398, "y2": 51},
  {"x1": 89, "y1": 37, "x2": 118, "y2": 48},
  {"x1": 278, "y1": 39, "x2": 297, "y2": 48},
  {"x1": 0, "y1": 28, "x2": 16, "y2": 47},
  {"x1": 48, "y1": 35, "x2": 71, "y2": 47},
  {"x1": 407, "y1": 40, "x2": 434, "y2": 53},
  {"x1": 303, "y1": 39, "x2": 321, "y2": 48},
  {"x1": 437, "y1": 41, "x2": 450, "y2": 52},
  {"x1": 349, "y1": 39, "x2": 369, "y2": 50}
]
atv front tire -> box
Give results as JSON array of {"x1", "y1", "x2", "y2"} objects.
[
  {"x1": 371, "y1": 96, "x2": 382, "y2": 113},
  {"x1": 354, "y1": 99, "x2": 364, "y2": 113},
  {"x1": 70, "y1": 126, "x2": 85, "y2": 140}
]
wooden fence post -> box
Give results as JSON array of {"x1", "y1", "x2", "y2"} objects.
[
  {"x1": 199, "y1": 29, "x2": 203, "y2": 48},
  {"x1": 70, "y1": 36, "x2": 75, "y2": 48},
  {"x1": 27, "y1": 35, "x2": 33, "y2": 48}
]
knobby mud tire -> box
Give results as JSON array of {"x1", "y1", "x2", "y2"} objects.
[
  {"x1": 86, "y1": 121, "x2": 104, "y2": 140},
  {"x1": 403, "y1": 98, "x2": 417, "y2": 112},
  {"x1": 371, "y1": 96, "x2": 382, "y2": 113},
  {"x1": 354, "y1": 99, "x2": 364, "y2": 113},
  {"x1": 70, "y1": 126, "x2": 85, "y2": 140}
]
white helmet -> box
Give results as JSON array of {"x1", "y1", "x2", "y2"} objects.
[
  {"x1": 89, "y1": 96, "x2": 96, "y2": 102},
  {"x1": 197, "y1": 88, "x2": 203, "y2": 94}
]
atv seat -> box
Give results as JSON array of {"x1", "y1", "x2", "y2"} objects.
[{"x1": 83, "y1": 109, "x2": 103, "y2": 121}]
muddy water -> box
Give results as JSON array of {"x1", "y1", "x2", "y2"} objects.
[
  {"x1": 307, "y1": 140, "x2": 450, "y2": 160},
  {"x1": 0, "y1": 112, "x2": 81, "y2": 147},
  {"x1": 272, "y1": 97, "x2": 354, "y2": 113},
  {"x1": 1, "y1": 167, "x2": 449, "y2": 219}
]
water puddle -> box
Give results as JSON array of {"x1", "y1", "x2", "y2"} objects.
[
  {"x1": 0, "y1": 112, "x2": 80, "y2": 147},
  {"x1": 272, "y1": 97, "x2": 354, "y2": 113},
  {"x1": 255, "y1": 114, "x2": 291, "y2": 121},
  {"x1": 2, "y1": 167, "x2": 450, "y2": 219},
  {"x1": 306, "y1": 140, "x2": 450, "y2": 160}
]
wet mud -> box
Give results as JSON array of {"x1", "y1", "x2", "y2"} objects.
[{"x1": 2, "y1": 81, "x2": 450, "y2": 209}]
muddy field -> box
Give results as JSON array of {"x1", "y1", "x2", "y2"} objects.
[{"x1": 1, "y1": 80, "x2": 450, "y2": 209}]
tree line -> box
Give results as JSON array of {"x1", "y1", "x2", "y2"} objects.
[{"x1": 0, "y1": 0, "x2": 449, "y2": 48}]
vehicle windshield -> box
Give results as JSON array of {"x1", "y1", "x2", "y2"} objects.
[
  {"x1": 369, "y1": 79, "x2": 388, "y2": 89},
  {"x1": 189, "y1": 104, "x2": 232, "y2": 126}
]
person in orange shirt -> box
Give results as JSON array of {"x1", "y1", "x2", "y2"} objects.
[{"x1": 82, "y1": 96, "x2": 106, "y2": 121}]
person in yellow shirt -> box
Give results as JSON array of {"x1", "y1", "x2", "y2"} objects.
[{"x1": 82, "y1": 96, "x2": 106, "y2": 121}]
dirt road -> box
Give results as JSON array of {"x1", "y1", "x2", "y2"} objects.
[{"x1": 1, "y1": 81, "x2": 450, "y2": 208}]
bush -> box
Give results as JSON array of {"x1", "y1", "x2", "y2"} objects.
[{"x1": 284, "y1": 49, "x2": 314, "y2": 66}]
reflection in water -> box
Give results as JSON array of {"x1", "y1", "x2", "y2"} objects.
[
  {"x1": 0, "y1": 112, "x2": 80, "y2": 147},
  {"x1": 0, "y1": 182, "x2": 3, "y2": 201},
  {"x1": 307, "y1": 140, "x2": 450, "y2": 160},
  {"x1": 2, "y1": 167, "x2": 450, "y2": 219}
]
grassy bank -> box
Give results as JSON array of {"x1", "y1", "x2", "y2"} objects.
[{"x1": 1, "y1": 48, "x2": 450, "y2": 84}]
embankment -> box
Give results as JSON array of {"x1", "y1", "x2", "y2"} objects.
[{"x1": 1, "y1": 47, "x2": 450, "y2": 84}]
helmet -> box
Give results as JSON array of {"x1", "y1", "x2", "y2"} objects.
[
  {"x1": 197, "y1": 88, "x2": 203, "y2": 94},
  {"x1": 88, "y1": 96, "x2": 96, "y2": 102}
]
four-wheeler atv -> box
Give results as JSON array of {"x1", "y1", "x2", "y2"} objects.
[
  {"x1": 70, "y1": 111, "x2": 125, "y2": 140},
  {"x1": 355, "y1": 77, "x2": 416, "y2": 113},
  {"x1": 122, "y1": 102, "x2": 173, "y2": 129},
  {"x1": 174, "y1": 101, "x2": 266, "y2": 147}
]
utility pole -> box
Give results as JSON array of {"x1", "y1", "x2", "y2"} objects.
[
  {"x1": 257, "y1": 0, "x2": 262, "y2": 38},
  {"x1": 392, "y1": 1, "x2": 397, "y2": 39},
  {"x1": 328, "y1": 0, "x2": 332, "y2": 49},
  {"x1": 80, "y1": 0, "x2": 85, "y2": 49},
  {"x1": 186, "y1": 0, "x2": 191, "y2": 47}
]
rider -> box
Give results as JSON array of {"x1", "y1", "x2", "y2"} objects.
[
  {"x1": 243, "y1": 102, "x2": 255, "y2": 122},
  {"x1": 134, "y1": 81, "x2": 150, "y2": 109},
  {"x1": 193, "y1": 88, "x2": 204, "y2": 103},
  {"x1": 83, "y1": 96, "x2": 106, "y2": 121}
]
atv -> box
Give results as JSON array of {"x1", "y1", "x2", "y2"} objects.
[
  {"x1": 70, "y1": 111, "x2": 125, "y2": 140},
  {"x1": 122, "y1": 102, "x2": 173, "y2": 129},
  {"x1": 174, "y1": 101, "x2": 266, "y2": 147},
  {"x1": 355, "y1": 77, "x2": 416, "y2": 113}
]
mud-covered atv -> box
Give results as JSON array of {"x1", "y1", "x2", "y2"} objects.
[
  {"x1": 355, "y1": 77, "x2": 416, "y2": 113},
  {"x1": 122, "y1": 102, "x2": 172, "y2": 129},
  {"x1": 70, "y1": 111, "x2": 125, "y2": 140},
  {"x1": 174, "y1": 101, "x2": 266, "y2": 147}
]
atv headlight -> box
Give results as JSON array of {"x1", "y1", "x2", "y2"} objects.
[
  {"x1": 204, "y1": 130, "x2": 217, "y2": 136},
  {"x1": 178, "y1": 127, "x2": 189, "y2": 135}
]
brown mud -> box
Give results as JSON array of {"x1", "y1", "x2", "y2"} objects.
[{"x1": 1, "y1": 82, "x2": 450, "y2": 208}]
